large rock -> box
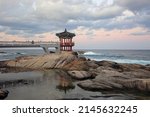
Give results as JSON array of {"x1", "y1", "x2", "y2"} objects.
[
  {"x1": 1, "y1": 52, "x2": 101, "y2": 71},
  {"x1": 63, "y1": 60, "x2": 89, "y2": 71},
  {"x1": 96, "y1": 60, "x2": 150, "y2": 72},
  {"x1": 78, "y1": 68, "x2": 150, "y2": 92},
  {"x1": 2, "y1": 52, "x2": 78, "y2": 70},
  {"x1": 68, "y1": 71, "x2": 94, "y2": 80},
  {"x1": 0, "y1": 89, "x2": 9, "y2": 99},
  {"x1": 78, "y1": 80, "x2": 123, "y2": 91}
]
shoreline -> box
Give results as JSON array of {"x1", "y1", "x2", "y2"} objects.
[{"x1": 0, "y1": 51, "x2": 150, "y2": 99}]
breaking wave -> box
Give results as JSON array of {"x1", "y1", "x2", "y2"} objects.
[
  {"x1": 82, "y1": 51, "x2": 150, "y2": 65},
  {"x1": 83, "y1": 51, "x2": 101, "y2": 56}
]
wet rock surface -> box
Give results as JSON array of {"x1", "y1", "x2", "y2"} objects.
[
  {"x1": 0, "y1": 89, "x2": 9, "y2": 99},
  {"x1": 1, "y1": 52, "x2": 150, "y2": 99}
]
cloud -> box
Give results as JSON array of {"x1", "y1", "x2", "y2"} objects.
[
  {"x1": 0, "y1": 0, "x2": 123, "y2": 37},
  {"x1": 0, "y1": 0, "x2": 150, "y2": 39},
  {"x1": 114, "y1": 0, "x2": 150, "y2": 29},
  {"x1": 115, "y1": 0, "x2": 150, "y2": 12},
  {"x1": 131, "y1": 29, "x2": 150, "y2": 36},
  {"x1": 136, "y1": 13, "x2": 150, "y2": 28}
]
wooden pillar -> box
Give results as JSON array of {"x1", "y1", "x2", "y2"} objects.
[
  {"x1": 67, "y1": 38, "x2": 69, "y2": 51},
  {"x1": 67, "y1": 39, "x2": 68, "y2": 51},
  {"x1": 60, "y1": 38, "x2": 62, "y2": 51},
  {"x1": 71, "y1": 38, "x2": 72, "y2": 51},
  {"x1": 64, "y1": 39, "x2": 66, "y2": 51},
  {"x1": 68, "y1": 38, "x2": 70, "y2": 51},
  {"x1": 64, "y1": 39, "x2": 65, "y2": 51},
  {"x1": 62, "y1": 38, "x2": 63, "y2": 51}
]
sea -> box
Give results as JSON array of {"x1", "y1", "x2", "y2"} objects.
[
  {"x1": 0, "y1": 48, "x2": 150, "y2": 100},
  {"x1": 0, "y1": 48, "x2": 150, "y2": 65}
]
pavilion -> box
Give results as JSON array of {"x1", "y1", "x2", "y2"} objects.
[{"x1": 56, "y1": 29, "x2": 75, "y2": 51}]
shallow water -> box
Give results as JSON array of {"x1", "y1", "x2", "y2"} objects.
[
  {"x1": 0, "y1": 69, "x2": 149, "y2": 100},
  {"x1": 0, "y1": 69, "x2": 100, "y2": 100}
]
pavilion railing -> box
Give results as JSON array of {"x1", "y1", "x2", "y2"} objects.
[{"x1": 60, "y1": 42, "x2": 74, "y2": 46}]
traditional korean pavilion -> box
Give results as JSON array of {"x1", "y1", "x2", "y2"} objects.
[{"x1": 56, "y1": 29, "x2": 75, "y2": 51}]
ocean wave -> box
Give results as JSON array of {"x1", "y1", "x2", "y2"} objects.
[
  {"x1": 84, "y1": 51, "x2": 101, "y2": 56},
  {"x1": 114, "y1": 59, "x2": 150, "y2": 65},
  {"x1": 91, "y1": 58, "x2": 150, "y2": 65},
  {"x1": 83, "y1": 51, "x2": 124, "y2": 58},
  {"x1": 0, "y1": 53, "x2": 9, "y2": 56},
  {"x1": 105, "y1": 55, "x2": 124, "y2": 58},
  {"x1": 14, "y1": 52, "x2": 26, "y2": 55}
]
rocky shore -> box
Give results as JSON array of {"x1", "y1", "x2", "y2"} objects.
[
  {"x1": 0, "y1": 89, "x2": 9, "y2": 99},
  {"x1": 0, "y1": 52, "x2": 150, "y2": 99}
]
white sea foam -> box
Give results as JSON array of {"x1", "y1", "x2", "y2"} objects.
[
  {"x1": 15, "y1": 52, "x2": 26, "y2": 55},
  {"x1": 84, "y1": 51, "x2": 101, "y2": 56},
  {"x1": 0, "y1": 53, "x2": 9, "y2": 56}
]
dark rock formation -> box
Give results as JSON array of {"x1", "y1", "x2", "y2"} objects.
[
  {"x1": 0, "y1": 89, "x2": 9, "y2": 99},
  {"x1": 0, "y1": 61, "x2": 7, "y2": 68},
  {"x1": 0, "y1": 51, "x2": 7, "y2": 54},
  {"x1": 146, "y1": 64, "x2": 150, "y2": 67}
]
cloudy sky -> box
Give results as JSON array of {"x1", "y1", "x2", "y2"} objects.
[{"x1": 0, "y1": 0, "x2": 150, "y2": 49}]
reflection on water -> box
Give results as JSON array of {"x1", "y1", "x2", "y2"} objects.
[
  {"x1": 0, "y1": 69, "x2": 148, "y2": 100},
  {"x1": 42, "y1": 70, "x2": 75, "y2": 94},
  {"x1": 56, "y1": 77, "x2": 75, "y2": 94},
  {"x1": 0, "y1": 70, "x2": 77, "y2": 99}
]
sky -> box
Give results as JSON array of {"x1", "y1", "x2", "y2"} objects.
[{"x1": 0, "y1": 0, "x2": 150, "y2": 49}]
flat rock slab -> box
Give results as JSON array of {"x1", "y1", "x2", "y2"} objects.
[{"x1": 2, "y1": 52, "x2": 78, "y2": 70}]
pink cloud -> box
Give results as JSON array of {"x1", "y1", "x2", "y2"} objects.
[{"x1": 0, "y1": 27, "x2": 150, "y2": 49}]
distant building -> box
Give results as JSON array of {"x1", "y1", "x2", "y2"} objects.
[{"x1": 56, "y1": 29, "x2": 75, "y2": 51}]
